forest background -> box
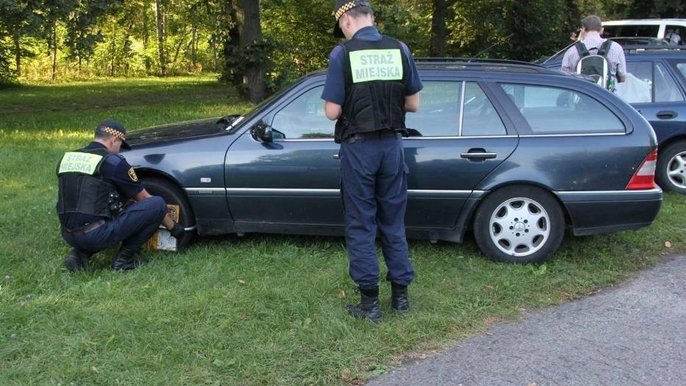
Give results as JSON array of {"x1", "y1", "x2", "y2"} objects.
[{"x1": 0, "y1": 0, "x2": 684, "y2": 102}]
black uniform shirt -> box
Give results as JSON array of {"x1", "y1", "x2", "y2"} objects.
[{"x1": 62, "y1": 142, "x2": 143, "y2": 229}]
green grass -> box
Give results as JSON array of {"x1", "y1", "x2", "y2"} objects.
[{"x1": 1, "y1": 76, "x2": 685, "y2": 385}]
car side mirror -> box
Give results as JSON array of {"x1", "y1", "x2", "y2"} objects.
[
  {"x1": 251, "y1": 121, "x2": 274, "y2": 143},
  {"x1": 218, "y1": 114, "x2": 241, "y2": 126}
]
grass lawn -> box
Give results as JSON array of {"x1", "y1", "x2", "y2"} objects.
[{"x1": 1, "y1": 76, "x2": 684, "y2": 385}]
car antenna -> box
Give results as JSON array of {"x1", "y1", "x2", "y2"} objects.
[{"x1": 469, "y1": 33, "x2": 514, "y2": 62}]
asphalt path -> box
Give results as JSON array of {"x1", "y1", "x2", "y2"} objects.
[{"x1": 368, "y1": 255, "x2": 686, "y2": 386}]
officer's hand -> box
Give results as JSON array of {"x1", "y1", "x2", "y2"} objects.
[{"x1": 170, "y1": 223, "x2": 186, "y2": 239}]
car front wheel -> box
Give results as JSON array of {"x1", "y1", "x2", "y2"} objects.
[
  {"x1": 656, "y1": 141, "x2": 686, "y2": 194},
  {"x1": 473, "y1": 186, "x2": 565, "y2": 264},
  {"x1": 142, "y1": 177, "x2": 196, "y2": 248}
]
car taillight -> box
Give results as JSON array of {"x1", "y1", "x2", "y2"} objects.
[{"x1": 626, "y1": 150, "x2": 657, "y2": 190}]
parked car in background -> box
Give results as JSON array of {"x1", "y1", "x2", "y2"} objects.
[
  {"x1": 541, "y1": 44, "x2": 686, "y2": 194},
  {"x1": 602, "y1": 19, "x2": 686, "y2": 44},
  {"x1": 123, "y1": 60, "x2": 662, "y2": 264}
]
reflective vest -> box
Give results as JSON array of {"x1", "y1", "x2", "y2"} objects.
[
  {"x1": 339, "y1": 36, "x2": 409, "y2": 135},
  {"x1": 56, "y1": 147, "x2": 120, "y2": 220}
]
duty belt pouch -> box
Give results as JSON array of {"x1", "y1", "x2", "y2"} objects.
[{"x1": 334, "y1": 115, "x2": 350, "y2": 144}]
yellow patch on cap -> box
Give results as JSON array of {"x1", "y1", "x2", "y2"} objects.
[
  {"x1": 103, "y1": 127, "x2": 126, "y2": 141},
  {"x1": 128, "y1": 167, "x2": 138, "y2": 182},
  {"x1": 334, "y1": 1, "x2": 357, "y2": 20}
]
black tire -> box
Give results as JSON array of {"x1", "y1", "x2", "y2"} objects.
[
  {"x1": 142, "y1": 177, "x2": 195, "y2": 248},
  {"x1": 656, "y1": 141, "x2": 686, "y2": 194},
  {"x1": 473, "y1": 186, "x2": 565, "y2": 264}
]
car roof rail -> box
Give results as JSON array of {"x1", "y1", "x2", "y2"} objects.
[
  {"x1": 621, "y1": 44, "x2": 686, "y2": 53},
  {"x1": 415, "y1": 57, "x2": 557, "y2": 73}
]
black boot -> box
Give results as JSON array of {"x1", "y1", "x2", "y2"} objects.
[
  {"x1": 391, "y1": 283, "x2": 410, "y2": 313},
  {"x1": 346, "y1": 289, "x2": 382, "y2": 324},
  {"x1": 64, "y1": 249, "x2": 91, "y2": 272},
  {"x1": 111, "y1": 246, "x2": 143, "y2": 271}
]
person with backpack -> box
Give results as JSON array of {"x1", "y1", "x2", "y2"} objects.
[{"x1": 561, "y1": 15, "x2": 626, "y2": 91}]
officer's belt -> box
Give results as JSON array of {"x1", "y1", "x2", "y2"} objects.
[
  {"x1": 346, "y1": 129, "x2": 399, "y2": 141},
  {"x1": 64, "y1": 219, "x2": 106, "y2": 236}
]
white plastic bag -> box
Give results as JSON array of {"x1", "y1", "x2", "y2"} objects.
[{"x1": 615, "y1": 73, "x2": 651, "y2": 103}]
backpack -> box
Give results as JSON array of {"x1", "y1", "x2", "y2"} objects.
[{"x1": 574, "y1": 39, "x2": 614, "y2": 90}]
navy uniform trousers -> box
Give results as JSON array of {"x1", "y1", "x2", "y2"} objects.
[
  {"x1": 340, "y1": 132, "x2": 415, "y2": 289},
  {"x1": 61, "y1": 196, "x2": 167, "y2": 255}
]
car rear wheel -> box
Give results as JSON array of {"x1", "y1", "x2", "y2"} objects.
[
  {"x1": 473, "y1": 186, "x2": 565, "y2": 264},
  {"x1": 142, "y1": 177, "x2": 195, "y2": 248},
  {"x1": 656, "y1": 141, "x2": 686, "y2": 194}
]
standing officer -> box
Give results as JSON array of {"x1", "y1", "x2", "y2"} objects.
[
  {"x1": 322, "y1": 0, "x2": 423, "y2": 323},
  {"x1": 56, "y1": 119, "x2": 186, "y2": 271}
]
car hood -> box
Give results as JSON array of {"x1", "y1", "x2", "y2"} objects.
[{"x1": 126, "y1": 116, "x2": 239, "y2": 147}]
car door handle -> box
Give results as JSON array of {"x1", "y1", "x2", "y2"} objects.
[
  {"x1": 656, "y1": 110, "x2": 678, "y2": 120},
  {"x1": 332, "y1": 153, "x2": 340, "y2": 160},
  {"x1": 460, "y1": 150, "x2": 497, "y2": 160}
]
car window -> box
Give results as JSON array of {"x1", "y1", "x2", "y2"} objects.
[
  {"x1": 462, "y1": 82, "x2": 506, "y2": 136},
  {"x1": 654, "y1": 63, "x2": 684, "y2": 102},
  {"x1": 621, "y1": 61, "x2": 684, "y2": 103},
  {"x1": 603, "y1": 25, "x2": 660, "y2": 38},
  {"x1": 405, "y1": 81, "x2": 461, "y2": 137},
  {"x1": 677, "y1": 62, "x2": 686, "y2": 79},
  {"x1": 271, "y1": 86, "x2": 334, "y2": 139},
  {"x1": 404, "y1": 81, "x2": 506, "y2": 137},
  {"x1": 620, "y1": 61, "x2": 653, "y2": 103},
  {"x1": 500, "y1": 84, "x2": 625, "y2": 134},
  {"x1": 665, "y1": 26, "x2": 684, "y2": 45}
]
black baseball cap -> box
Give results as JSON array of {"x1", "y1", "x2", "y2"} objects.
[
  {"x1": 332, "y1": 0, "x2": 373, "y2": 38},
  {"x1": 96, "y1": 119, "x2": 130, "y2": 150}
]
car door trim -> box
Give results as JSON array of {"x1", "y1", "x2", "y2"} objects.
[
  {"x1": 555, "y1": 187, "x2": 662, "y2": 201},
  {"x1": 187, "y1": 187, "x2": 480, "y2": 196}
]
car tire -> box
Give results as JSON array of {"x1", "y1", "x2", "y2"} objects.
[
  {"x1": 656, "y1": 141, "x2": 686, "y2": 194},
  {"x1": 142, "y1": 177, "x2": 195, "y2": 248},
  {"x1": 473, "y1": 186, "x2": 565, "y2": 264}
]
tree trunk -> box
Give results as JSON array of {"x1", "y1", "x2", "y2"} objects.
[
  {"x1": 237, "y1": 0, "x2": 265, "y2": 103},
  {"x1": 13, "y1": 33, "x2": 21, "y2": 77},
  {"x1": 212, "y1": 39, "x2": 218, "y2": 72},
  {"x1": 110, "y1": 23, "x2": 116, "y2": 76},
  {"x1": 429, "y1": 0, "x2": 448, "y2": 57},
  {"x1": 51, "y1": 26, "x2": 58, "y2": 81},
  {"x1": 171, "y1": 29, "x2": 188, "y2": 65},
  {"x1": 191, "y1": 25, "x2": 197, "y2": 69},
  {"x1": 142, "y1": 3, "x2": 151, "y2": 74},
  {"x1": 154, "y1": 0, "x2": 168, "y2": 76}
]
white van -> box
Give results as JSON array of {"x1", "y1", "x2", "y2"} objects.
[{"x1": 602, "y1": 19, "x2": 685, "y2": 44}]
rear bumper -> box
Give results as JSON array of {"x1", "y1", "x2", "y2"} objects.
[{"x1": 556, "y1": 187, "x2": 663, "y2": 236}]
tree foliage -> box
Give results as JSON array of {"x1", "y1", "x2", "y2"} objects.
[{"x1": 0, "y1": 0, "x2": 683, "y2": 93}]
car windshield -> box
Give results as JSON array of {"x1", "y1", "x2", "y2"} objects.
[{"x1": 230, "y1": 74, "x2": 319, "y2": 133}]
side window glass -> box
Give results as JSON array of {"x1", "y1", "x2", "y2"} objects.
[
  {"x1": 405, "y1": 81, "x2": 461, "y2": 137},
  {"x1": 499, "y1": 84, "x2": 625, "y2": 134},
  {"x1": 665, "y1": 26, "x2": 683, "y2": 45},
  {"x1": 654, "y1": 63, "x2": 684, "y2": 102},
  {"x1": 601, "y1": 25, "x2": 620, "y2": 38},
  {"x1": 676, "y1": 62, "x2": 686, "y2": 79},
  {"x1": 617, "y1": 25, "x2": 660, "y2": 37},
  {"x1": 271, "y1": 86, "x2": 334, "y2": 139},
  {"x1": 619, "y1": 61, "x2": 653, "y2": 103},
  {"x1": 462, "y1": 82, "x2": 506, "y2": 136}
]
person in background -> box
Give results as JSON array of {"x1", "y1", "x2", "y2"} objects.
[
  {"x1": 321, "y1": 0, "x2": 423, "y2": 323},
  {"x1": 667, "y1": 29, "x2": 682, "y2": 45},
  {"x1": 56, "y1": 119, "x2": 187, "y2": 271},
  {"x1": 561, "y1": 15, "x2": 627, "y2": 84}
]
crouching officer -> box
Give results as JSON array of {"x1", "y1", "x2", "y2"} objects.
[
  {"x1": 56, "y1": 119, "x2": 187, "y2": 271},
  {"x1": 322, "y1": 0, "x2": 423, "y2": 323}
]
